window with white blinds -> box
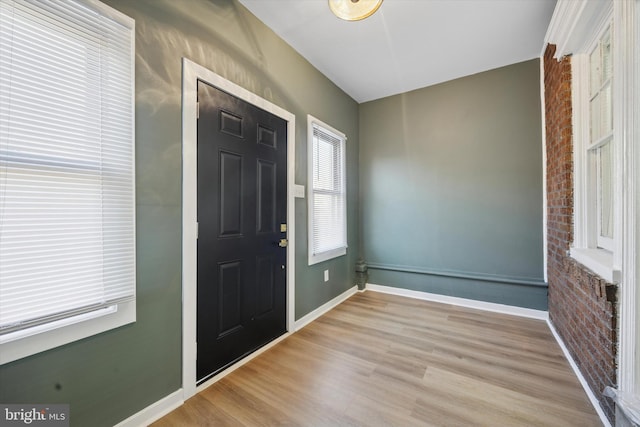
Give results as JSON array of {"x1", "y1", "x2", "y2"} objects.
[
  {"x1": 0, "y1": 0, "x2": 135, "y2": 364},
  {"x1": 307, "y1": 116, "x2": 347, "y2": 265}
]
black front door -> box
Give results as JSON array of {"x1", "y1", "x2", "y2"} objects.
[{"x1": 196, "y1": 81, "x2": 287, "y2": 383}]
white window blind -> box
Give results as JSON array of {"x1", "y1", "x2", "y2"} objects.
[
  {"x1": 308, "y1": 116, "x2": 346, "y2": 265},
  {"x1": 0, "y1": 0, "x2": 135, "y2": 349}
]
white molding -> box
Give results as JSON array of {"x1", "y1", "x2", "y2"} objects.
[
  {"x1": 615, "y1": 407, "x2": 637, "y2": 427},
  {"x1": 544, "y1": 0, "x2": 588, "y2": 57},
  {"x1": 294, "y1": 285, "x2": 358, "y2": 331},
  {"x1": 0, "y1": 302, "x2": 135, "y2": 366},
  {"x1": 545, "y1": 0, "x2": 612, "y2": 58},
  {"x1": 610, "y1": 6, "x2": 623, "y2": 276},
  {"x1": 570, "y1": 247, "x2": 621, "y2": 284},
  {"x1": 114, "y1": 389, "x2": 183, "y2": 427},
  {"x1": 121, "y1": 285, "x2": 358, "y2": 424},
  {"x1": 547, "y1": 320, "x2": 613, "y2": 427},
  {"x1": 365, "y1": 284, "x2": 548, "y2": 320},
  {"x1": 181, "y1": 58, "x2": 296, "y2": 401},
  {"x1": 572, "y1": 52, "x2": 589, "y2": 250},
  {"x1": 540, "y1": 55, "x2": 548, "y2": 283},
  {"x1": 617, "y1": 0, "x2": 639, "y2": 405}
]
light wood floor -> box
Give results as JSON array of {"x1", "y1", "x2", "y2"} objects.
[{"x1": 153, "y1": 291, "x2": 602, "y2": 426}]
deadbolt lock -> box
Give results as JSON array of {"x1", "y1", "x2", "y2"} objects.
[
  {"x1": 278, "y1": 239, "x2": 288, "y2": 248},
  {"x1": 280, "y1": 223, "x2": 287, "y2": 232}
]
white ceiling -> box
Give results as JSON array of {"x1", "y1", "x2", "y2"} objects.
[{"x1": 238, "y1": 0, "x2": 557, "y2": 103}]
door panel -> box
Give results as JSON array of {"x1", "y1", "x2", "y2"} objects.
[
  {"x1": 218, "y1": 260, "x2": 243, "y2": 337},
  {"x1": 196, "y1": 81, "x2": 287, "y2": 383},
  {"x1": 257, "y1": 159, "x2": 276, "y2": 233},
  {"x1": 219, "y1": 151, "x2": 243, "y2": 237}
]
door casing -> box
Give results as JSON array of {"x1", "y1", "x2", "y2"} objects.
[{"x1": 181, "y1": 58, "x2": 296, "y2": 399}]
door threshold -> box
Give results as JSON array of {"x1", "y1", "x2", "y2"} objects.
[{"x1": 195, "y1": 331, "x2": 291, "y2": 393}]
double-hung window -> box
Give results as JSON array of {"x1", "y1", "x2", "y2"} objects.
[
  {"x1": 569, "y1": 5, "x2": 621, "y2": 284},
  {"x1": 307, "y1": 115, "x2": 347, "y2": 265},
  {"x1": 0, "y1": 0, "x2": 135, "y2": 364}
]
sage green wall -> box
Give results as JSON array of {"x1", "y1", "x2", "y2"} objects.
[
  {"x1": 0, "y1": 1, "x2": 359, "y2": 425},
  {"x1": 359, "y1": 59, "x2": 546, "y2": 309}
]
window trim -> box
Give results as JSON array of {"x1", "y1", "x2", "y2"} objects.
[
  {"x1": 0, "y1": 0, "x2": 136, "y2": 365},
  {"x1": 307, "y1": 115, "x2": 347, "y2": 265},
  {"x1": 616, "y1": 0, "x2": 640, "y2": 419},
  {"x1": 569, "y1": 5, "x2": 621, "y2": 284}
]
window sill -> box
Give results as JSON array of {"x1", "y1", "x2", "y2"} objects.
[
  {"x1": 0, "y1": 300, "x2": 135, "y2": 365},
  {"x1": 570, "y1": 247, "x2": 621, "y2": 283},
  {"x1": 308, "y1": 247, "x2": 347, "y2": 266}
]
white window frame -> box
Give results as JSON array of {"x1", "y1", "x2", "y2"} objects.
[
  {"x1": 307, "y1": 115, "x2": 347, "y2": 265},
  {"x1": 0, "y1": 0, "x2": 136, "y2": 365},
  {"x1": 546, "y1": 0, "x2": 639, "y2": 423},
  {"x1": 569, "y1": 4, "x2": 621, "y2": 284},
  {"x1": 588, "y1": 26, "x2": 614, "y2": 253}
]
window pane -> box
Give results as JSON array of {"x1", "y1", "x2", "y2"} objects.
[
  {"x1": 314, "y1": 136, "x2": 339, "y2": 191},
  {"x1": 312, "y1": 193, "x2": 345, "y2": 253},
  {"x1": 589, "y1": 28, "x2": 613, "y2": 144},
  {"x1": 599, "y1": 141, "x2": 613, "y2": 239},
  {"x1": 602, "y1": 82, "x2": 612, "y2": 135},
  {"x1": 601, "y1": 30, "x2": 612, "y2": 83},
  {"x1": 590, "y1": 43, "x2": 600, "y2": 96},
  {"x1": 0, "y1": 166, "x2": 106, "y2": 326},
  {"x1": 590, "y1": 93, "x2": 600, "y2": 142}
]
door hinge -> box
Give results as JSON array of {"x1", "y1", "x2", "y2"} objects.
[
  {"x1": 196, "y1": 222, "x2": 199, "y2": 239},
  {"x1": 196, "y1": 101, "x2": 200, "y2": 119}
]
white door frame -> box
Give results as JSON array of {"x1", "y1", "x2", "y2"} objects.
[{"x1": 181, "y1": 58, "x2": 296, "y2": 399}]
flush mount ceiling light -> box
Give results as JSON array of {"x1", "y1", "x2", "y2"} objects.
[{"x1": 328, "y1": 0, "x2": 383, "y2": 21}]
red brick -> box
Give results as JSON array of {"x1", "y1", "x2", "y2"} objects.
[{"x1": 544, "y1": 44, "x2": 617, "y2": 423}]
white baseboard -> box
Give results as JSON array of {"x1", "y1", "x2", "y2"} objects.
[
  {"x1": 547, "y1": 320, "x2": 613, "y2": 427},
  {"x1": 366, "y1": 284, "x2": 609, "y2": 425},
  {"x1": 294, "y1": 285, "x2": 358, "y2": 331},
  {"x1": 365, "y1": 283, "x2": 548, "y2": 320},
  {"x1": 115, "y1": 285, "x2": 558, "y2": 427},
  {"x1": 120, "y1": 286, "x2": 358, "y2": 425},
  {"x1": 114, "y1": 389, "x2": 183, "y2": 427}
]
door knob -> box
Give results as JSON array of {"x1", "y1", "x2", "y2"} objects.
[{"x1": 278, "y1": 239, "x2": 288, "y2": 248}]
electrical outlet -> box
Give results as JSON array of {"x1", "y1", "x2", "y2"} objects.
[{"x1": 324, "y1": 270, "x2": 329, "y2": 282}]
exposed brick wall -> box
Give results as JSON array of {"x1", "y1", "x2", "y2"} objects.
[{"x1": 544, "y1": 44, "x2": 618, "y2": 423}]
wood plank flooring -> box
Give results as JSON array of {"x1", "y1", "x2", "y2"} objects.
[{"x1": 152, "y1": 291, "x2": 602, "y2": 426}]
